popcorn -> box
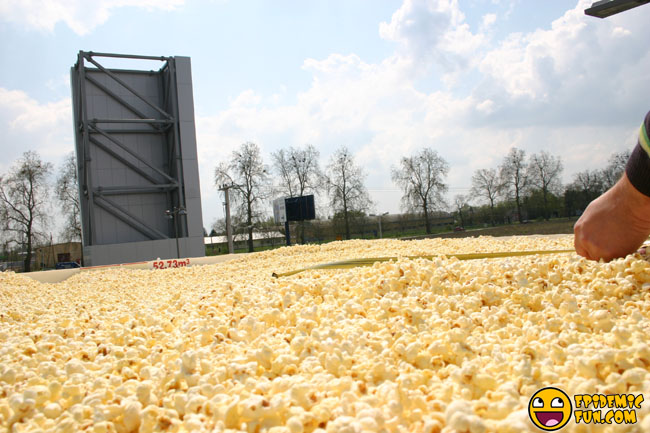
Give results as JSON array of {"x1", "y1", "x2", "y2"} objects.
[
  {"x1": 2, "y1": 235, "x2": 649, "y2": 432},
  {"x1": 286, "y1": 416, "x2": 304, "y2": 433},
  {"x1": 123, "y1": 400, "x2": 142, "y2": 432},
  {"x1": 42, "y1": 402, "x2": 61, "y2": 419}
]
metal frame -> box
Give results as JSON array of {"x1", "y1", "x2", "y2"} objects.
[
  {"x1": 585, "y1": 0, "x2": 650, "y2": 17},
  {"x1": 72, "y1": 51, "x2": 187, "y2": 245}
]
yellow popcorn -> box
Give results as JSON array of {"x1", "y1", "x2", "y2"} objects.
[
  {"x1": 286, "y1": 416, "x2": 304, "y2": 433},
  {"x1": 122, "y1": 401, "x2": 142, "y2": 431},
  {"x1": 2, "y1": 235, "x2": 650, "y2": 432}
]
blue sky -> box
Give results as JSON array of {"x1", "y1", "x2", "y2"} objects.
[{"x1": 1, "y1": 0, "x2": 650, "y2": 234}]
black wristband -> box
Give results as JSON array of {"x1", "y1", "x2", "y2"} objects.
[{"x1": 626, "y1": 143, "x2": 650, "y2": 196}]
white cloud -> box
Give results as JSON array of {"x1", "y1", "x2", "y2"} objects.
[
  {"x1": 0, "y1": 0, "x2": 183, "y2": 35},
  {"x1": 482, "y1": 13, "x2": 497, "y2": 29},
  {"x1": 379, "y1": 0, "x2": 488, "y2": 82},
  {"x1": 475, "y1": 0, "x2": 650, "y2": 127},
  {"x1": 612, "y1": 26, "x2": 631, "y2": 37},
  {"x1": 0, "y1": 88, "x2": 73, "y2": 174},
  {"x1": 476, "y1": 99, "x2": 495, "y2": 114}
]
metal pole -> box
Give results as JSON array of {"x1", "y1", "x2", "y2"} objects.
[
  {"x1": 168, "y1": 58, "x2": 187, "y2": 238},
  {"x1": 224, "y1": 186, "x2": 234, "y2": 254},
  {"x1": 378, "y1": 216, "x2": 383, "y2": 239},
  {"x1": 175, "y1": 213, "x2": 181, "y2": 258},
  {"x1": 77, "y1": 52, "x2": 97, "y2": 246},
  {"x1": 285, "y1": 221, "x2": 291, "y2": 246}
]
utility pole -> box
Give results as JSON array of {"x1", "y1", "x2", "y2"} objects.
[
  {"x1": 219, "y1": 184, "x2": 235, "y2": 254},
  {"x1": 370, "y1": 212, "x2": 389, "y2": 238}
]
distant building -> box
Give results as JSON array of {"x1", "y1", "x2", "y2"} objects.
[
  {"x1": 34, "y1": 242, "x2": 82, "y2": 269},
  {"x1": 204, "y1": 231, "x2": 285, "y2": 251}
]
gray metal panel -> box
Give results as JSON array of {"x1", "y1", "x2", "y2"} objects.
[
  {"x1": 185, "y1": 198, "x2": 203, "y2": 238},
  {"x1": 174, "y1": 56, "x2": 204, "y2": 239},
  {"x1": 175, "y1": 57, "x2": 193, "y2": 84},
  {"x1": 179, "y1": 124, "x2": 198, "y2": 161},
  {"x1": 177, "y1": 88, "x2": 195, "y2": 122},
  {"x1": 184, "y1": 237, "x2": 206, "y2": 258},
  {"x1": 181, "y1": 159, "x2": 201, "y2": 199},
  {"x1": 85, "y1": 238, "x2": 206, "y2": 265},
  {"x1": 72, "y1": 52, "x2": 204, "y2": 266}
]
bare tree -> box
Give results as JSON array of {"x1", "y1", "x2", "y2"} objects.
[
  {"x1": 499, "y1": 147, "x2": 528, "y2": 223},
  {"x1": 324, "y1": 146, "x2": 372, "y2": 240},
  {"x1": 454, "y1": 194, "x2": 468, "y2": 228},
  {"x1": 55, "y1": 152, "x2": 82, "y2": 242},
  {"x1": 391, "y1": 148, "x2": 449, "y2": 234},
  {"x1": 272, "y1": 148, "x2": 295, "y2": 197},
  {"x1": 211, "y1": 218, "x2": 227, "y2": 236},
  {"x1": 528, "y1": 151, "x2": 563, "y2": 220},
  {"x1": 571, "y1": 170, "x2": 604, "y2": 196},
  {"x1": 470, "y1": 168, "x2": 503, "y2": 226},
  {"x1": 272, "y1": 144, "x2": 322, "y2": 197},
  {"x1": 272, "y1": 144, "x2": 322, "y2": 243},
  {"x1": 565, "y1": 169, "x2": 604, "y2": 215},
  {"x1": 601, "y1": 150, "x2": 631, "y2": 190},
  {"x1": 214, "y1": 142, "x2": 269, "y2": 252},
  {"x1": 0, "y1": 151, "x2": 52, "y2": 272}
]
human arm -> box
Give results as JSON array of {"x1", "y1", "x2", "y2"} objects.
[
  {"x1": 574, "y1": 111, "x2": 650, "y2": 261},
  {"x1": 574, "y1": 172, "x2": 650, "y2": 261}
]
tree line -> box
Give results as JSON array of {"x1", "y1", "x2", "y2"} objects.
[
  {"x1": 212, "y1": 142, "x2": 629, "y2": 252},
  {"x1": 0, "y1": 144, "x2": 630, "y2": 269}
]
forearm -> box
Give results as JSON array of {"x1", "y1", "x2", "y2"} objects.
[{"x1": 574, "y1": 172, "x2": 650, "y2": 261}]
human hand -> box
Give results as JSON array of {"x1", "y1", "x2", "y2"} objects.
[{"x1": 574, "y1": 173, "x2": 650, "y2": 261}]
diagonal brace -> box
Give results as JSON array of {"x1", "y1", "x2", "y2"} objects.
[
  {"x1": 89, "y1": 124, "x2": 176, "y2": 183},
  {"x1": 89, "y1": 136, "x2": 165, "y2": 185},
  {"x1": 94, "y1": 195, "x2": 169, "y2": 240},
  {"x1": 85, "y1": 74, "x2": 156, "y2": 126},
  {"x1": 84, "y1": 55, "x2": 172, "y2": 120}
]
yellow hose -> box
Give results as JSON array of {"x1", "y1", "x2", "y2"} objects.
[{"x1": 272, "y1": 249, "x2": 575, "y2": 278}]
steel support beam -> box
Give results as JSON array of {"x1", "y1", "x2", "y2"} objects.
[
  {"x1": 85, "y1": 51, "x2": 170, "y2": 61},
  {"x1": 83, "y1": 54, "x2": 172, "y2": 119},
  {"x1": 94, "y1": 184, "x2": 177, "y2": 195},
  {"x1": 96, "y1": 128, "x2": 171, "y2": 134},
  {"x1": 89, "y1": 136, "x2": 164, "y2": 185},
  {"x1": 77, "y1": 52, "x2": 98, "y2": 246},
  {"x1": 89, "y1": 125, "x2": 176, "y2": 183},
  {"x1": 168, "y1": 58, "x2": 187, "y2": 238},
  {"x1": 94, "y1": 195, "x2": 169, "y2": 240},
  {"x1": 85, "y1": 74, "x2": 152, "y2": 122},
  {"x1": 91, "y1": 118, "x2": 173, "y2": 124}
]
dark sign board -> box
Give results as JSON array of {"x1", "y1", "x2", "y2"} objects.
[{"x1": 285, "y1": 195, "x2": 315, "y2": 221}]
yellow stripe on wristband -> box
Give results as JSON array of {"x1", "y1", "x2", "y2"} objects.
[
  {"x1": 272, "y1": 249, "x2": 576, "y2": 278},
  {"x1": 640, "y1": 123, "x2": 650, "y2": 157}
]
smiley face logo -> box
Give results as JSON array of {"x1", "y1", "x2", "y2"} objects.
[{"x1": 528, "y1": 387, "x2": 572, "y2": 431}]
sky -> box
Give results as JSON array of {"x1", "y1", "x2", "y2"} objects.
[{"x1": 1, "y1": 0, "x2": 650, "y2": 235}]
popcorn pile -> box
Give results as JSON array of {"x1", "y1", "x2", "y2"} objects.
[{"x1": 1, "y1": 236, "x2": 650, "y2": 433}]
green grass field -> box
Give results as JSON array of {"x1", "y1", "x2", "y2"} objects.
[
  {"x1": 206, "y1": 218, "x2": 579, "y2": 255},
  {"x1": 409, "y1": 217, "x2": 578, "y2": 240}
]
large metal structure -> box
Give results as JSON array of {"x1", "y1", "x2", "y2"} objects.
[{"x1": 71, "y1": 51, "x2": 204, "y2": 266}]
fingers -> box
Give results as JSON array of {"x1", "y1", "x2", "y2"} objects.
[
  {"x1": 573, "y1": 222, "x2": 594, "y2": 260},
  {"x1": 574, "y1": 228, "x2": 607, "y2": 261},
  {"x1": 573, "y1": 237, "x2": 589, "y2": 259}
]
